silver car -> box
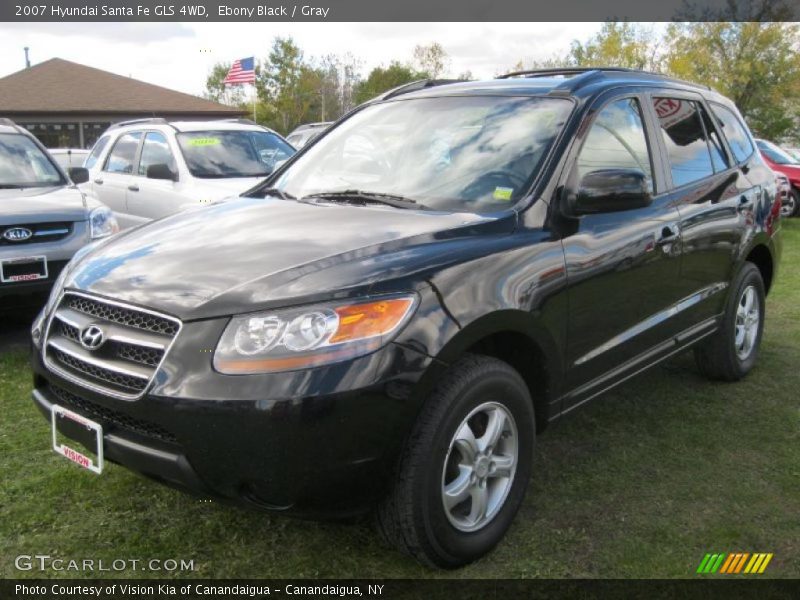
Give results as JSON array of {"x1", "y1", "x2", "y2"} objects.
[
  {"x1": 0, "y1": 119, "x2": 118, "y2": 308},
  {"x1": 84, "y1": 119, "x2": 295, "y2": 229}
]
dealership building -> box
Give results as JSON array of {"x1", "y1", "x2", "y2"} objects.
[{"x1": 0, "y1": 58, "x2": 245, "y2": 148}]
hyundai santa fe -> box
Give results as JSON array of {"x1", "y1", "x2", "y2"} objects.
[{"x1": 30, "y1": 68, "x2": 782, "y2": 568}]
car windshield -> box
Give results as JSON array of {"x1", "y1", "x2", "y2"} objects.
[
  {"x1": 273, "y1": 95, "x2": 572, "y2": 213},
  {"x1": 176, "y1": 130, "x2": 295, "y2": 178},
  {"x1": 0, "y1": 133, "x2": 64, "y2": 188},
  {"x1": 757, "y1": 140, "x2": 798, "y2": 165}
]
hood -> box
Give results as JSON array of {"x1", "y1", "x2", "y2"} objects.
[
  {"x1": 65, "y1": 197, "x2": 500, "y2": 319},
  {"x1": 0, "y1": 185, "x2": 88, "y2": 224}
]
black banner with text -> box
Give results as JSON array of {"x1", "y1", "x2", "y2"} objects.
[{"x1": 2, "y1": 0, "x2": 799, "y2": 22}]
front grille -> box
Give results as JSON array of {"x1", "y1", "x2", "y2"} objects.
[
  {"x1": 114, "y1": 343, "x2": 164, "y2": 368},
  {"x1": 0, "y1": 222, "x2": 72, "y2": 245},
  {"x1": 53, "y1": 348, "x2": 149, "y2": 392},
  {"x1": 48, "y1": 383, "x2": 177, "y2": 444},
  {"x1": 44, "y1": 291, "x2": 181, "y2": 398},
  {"x1": 65, "y1": 295, "x2": 179, "y2": 336},
  {"x1": 58, "y1": 321, "x2": 80, "y2": 343}
]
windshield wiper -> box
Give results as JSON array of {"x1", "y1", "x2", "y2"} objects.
[
  {"x1": 0, "y1": 184, "x2": 24, "y2": 189},
  {"x1": 300, "y1": 190, "x2": 425, "y2": 210}
]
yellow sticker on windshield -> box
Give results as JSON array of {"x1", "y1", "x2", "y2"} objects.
[
  {"x1": 493, "y1": 187, "x2": 513, "y2": 201},
  {"x1": 188, "y1": 137, "x2": 220, "y2": 147}
]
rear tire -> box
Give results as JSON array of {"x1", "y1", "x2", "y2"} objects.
[
  {"x1": 781, "y1": 189, "x2": 799, "y2": 218},
  {"x1": 376, "y1": 354, "x2": 535, "y2": 568},
  {"x1": 694, "y1": 262, "x2": 765, "y2": 381},
  {"x1": 790, "y1": 190, "x2": 800, "y2": 218}
]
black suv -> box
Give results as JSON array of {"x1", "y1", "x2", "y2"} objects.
[{"x1": 30, "y1": 68, "x2": 782, "y2": 568}]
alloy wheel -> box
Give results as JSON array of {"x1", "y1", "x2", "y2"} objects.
[
  {"x1": 734, "y1": 285, "x2": 760, "y2": 361},
  {"x1": 441, "y1": 401, "x2": 518, "y2": 533}
]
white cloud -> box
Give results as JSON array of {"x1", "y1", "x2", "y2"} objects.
[{"x1": 0, "y1": 22, "x2": 602, "y2": 97}]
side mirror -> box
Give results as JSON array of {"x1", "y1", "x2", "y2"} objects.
[
  {"x1": 566, "y1": 169, "x2": 652, "y2": 216},
  {"x1": 146, "y1": 163, "x2": 178, "y2": 182},
  {"x1": 67, "y1": 167, "x2": 89, "y2": 185}
]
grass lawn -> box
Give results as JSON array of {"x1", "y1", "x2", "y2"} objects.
[{"x1": 1, "y1": 221, "x2": 798, "y2": 580}]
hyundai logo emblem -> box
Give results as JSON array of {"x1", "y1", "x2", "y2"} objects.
[
  {"x1": 80, "y1": 325, "x2": 106, "y2": 350},
  {"x1": 3, "y1": 227, "x2": 33, "y2": 242}
]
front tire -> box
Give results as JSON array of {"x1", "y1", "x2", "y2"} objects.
[
  {"x1": 376, "y1": 354, "x2": 535, "y2": 568},
  {"x1": 694, "y1": 262, "x2": 765, "y2": 381}
]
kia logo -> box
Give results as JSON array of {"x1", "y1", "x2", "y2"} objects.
[
  {"x1": 3, "y1": 227, "x2": 33, "y2": 242},
  {"x1": 80, "y1": 325, "x2": 106, "y2": 350}
]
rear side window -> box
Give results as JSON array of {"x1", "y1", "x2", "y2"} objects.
[
  {"x1": 710, "y1": 104, "x2": 755, "y2": 164},
  {"x1": 699, "y1": 105, "x2": 730, "y2": 172},
  {"x1": 85, "y1": 135, "x2": 110, "y2": 170},
  {"x1": 576, "y1": 97, "x2": 654, "y2": 193},
  {"x1": 104, "y1": 132, "x2": 142, "y2": 174},
  {"x1": 653, "y1": 98, "x2": 715, "y2": 187}
]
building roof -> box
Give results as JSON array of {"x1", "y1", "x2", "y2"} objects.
[{"x1": 0, "y1": 58, "x2": 245, "y2": 117}]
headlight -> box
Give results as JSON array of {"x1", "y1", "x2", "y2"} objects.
[
  {"x1": 214, "y1": 295, "x2": 417, "y2": 374},
  {"x1": 89, "y1": 206, "x2": 119, "y2": 239}
]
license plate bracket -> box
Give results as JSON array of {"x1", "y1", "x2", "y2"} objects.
[
  {"x1": 0, "y1": 255, "x2": 48, "y2": 283},
  {"x1": 51, "y1": 404, "x2": 104, "y2": 474}
]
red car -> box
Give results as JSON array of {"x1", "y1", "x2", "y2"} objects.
[{"x1": 757, "y1": 139, "x2": 800, "y2": 217}]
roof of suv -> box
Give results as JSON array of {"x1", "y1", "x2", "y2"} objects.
[
  {"x1": 107, "y1": 118, "x2": 281, "y2": 135},
  {"x1": 379, "y1": 68, "x2": 729, "y2": 106},
  {"x1": 0, "y1": 117, "x2": 28, "y2": 135}
]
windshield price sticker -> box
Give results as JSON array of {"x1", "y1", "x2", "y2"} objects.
[{"x1": 188, "y1": 137, "x2": 221, "y2": 147}]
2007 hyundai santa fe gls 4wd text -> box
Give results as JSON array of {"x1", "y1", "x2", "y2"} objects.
[{"x1": 30, "y1": 69, "x2": 782, "y2": 568}]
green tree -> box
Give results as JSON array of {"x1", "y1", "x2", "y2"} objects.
[
  {"x1": 569, "y1": 22, "x2": 660, "y2": 71},
  {"x1": 257, "y1": 38, "x2": 307, "y2": 133},
  {"x1": 664, "y1": 21, "x2": 800, "y2": 139},
  {"x1": 353, "y1": 62, "x2": 428, "y2": 104}
]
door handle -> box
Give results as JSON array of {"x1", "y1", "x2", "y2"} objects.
[
  {"x1": 128, "y1": 184, "x2": 140, "y2": 192},
  {"x1": 93, "y1": 178, "x2": 103, "y2": 185}
]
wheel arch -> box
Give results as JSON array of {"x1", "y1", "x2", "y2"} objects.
[
  {"x1": 415, "y1": 310, "x2": 563, "y2": 433},
  {"x1": 744, "y1": 243, "x2": 774, "y2": 296}
]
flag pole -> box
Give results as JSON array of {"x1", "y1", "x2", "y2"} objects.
[{"x1": 252, "y1": 57, "x2": 257, "y2": 123}]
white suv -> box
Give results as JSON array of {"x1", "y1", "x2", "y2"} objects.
[{"x1": 84, "y1": 119, "x2": 295, "y2": 228}]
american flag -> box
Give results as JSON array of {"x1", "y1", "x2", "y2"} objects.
[{"x1": 223, "y1": 57, "x2": 256, "y2": 85}]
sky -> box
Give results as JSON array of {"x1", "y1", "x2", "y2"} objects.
[{"x1": 0, "y1": 22, "x2": 603, "y2": 97}]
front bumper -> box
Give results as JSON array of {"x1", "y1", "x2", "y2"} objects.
[
  {"x1": 30, "y1": 331, "x2": 434, "y2": 517},
  {"x1": 1, "y1": 221, "x2": 89, "y2": 307},
  {"x1": 0, "y1": 260, "x2": 68, "y2": 307}
]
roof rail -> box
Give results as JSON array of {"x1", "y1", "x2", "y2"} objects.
[
  {"x1": 221, "y1": 118, "x2": 260, "y2": 125},
  {"x1": 497, "y1": 67, "x2": 633, "y2": 79},
  {"x1": 294, "y1": 122, "x2": 332, "y2": 130},
  {"x1": 375, "y1": 78, "x2": 464, "y2": 102},
  {"x1": 498, "y1": 67, "x2": 711, "y2": 91},
  {"x1": 108, "y1": 117, "x2": 177, "y2": 130}
]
